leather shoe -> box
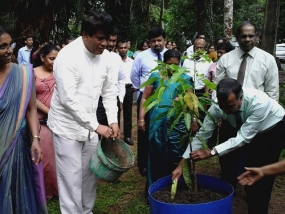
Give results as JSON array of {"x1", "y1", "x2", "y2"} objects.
[{"x1": 124, "y1": 137, "x2": 134, "y2": 145}]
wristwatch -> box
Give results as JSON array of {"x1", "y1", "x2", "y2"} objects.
[{"x1": 210, "y1": 148, "x2": 216, "y2": 156}]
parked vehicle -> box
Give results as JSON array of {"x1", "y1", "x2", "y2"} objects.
[
  {"x1": 276, "y1": 44, "x2": 285, "y2": 62},
  {"x1": 231, "y1": 41, "x2": 239, "y2": 49}
]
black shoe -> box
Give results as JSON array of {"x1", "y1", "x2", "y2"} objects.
[{"x1": 124, "y1": 137, "x2": 134, "y2": 145}]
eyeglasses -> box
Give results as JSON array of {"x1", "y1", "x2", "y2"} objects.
[{"x1": 0, "y1": 43, "x2": 16, "y2": 51}]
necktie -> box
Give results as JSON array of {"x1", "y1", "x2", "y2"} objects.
[
  {"x1": 235, "y1": 111, "x2": 243, "y2": 130},
  {"x1": 157, "y1": 53, "x2": 162, "y2": 61},
  {"x1": 237, "y1": 53, "x2": 249, "y2": 86}
]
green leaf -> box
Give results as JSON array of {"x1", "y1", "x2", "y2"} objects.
[
  {"x1": 157, "y1": 86, "x2": 166, "y2": 101},
  {"x1": 184, "y1": 112, "x2": 191, "y2": 131},
  {"x1": 169, "y1": 64, "x2": 179, "y2": 71},
  {"x1": 167, "y1": 107, "x2": 175, "y2": 117},
  {"x1": 170, "y1": 179, "x2": 178, "y2": 200},
  {"x1": 168, "y1": 111, "x2": 183, "y2": 133},
  {"x1": 179, "y1": 134, "x2": 188, "y2": 146},
  {"x1": 196, "y1": 135, "x2": 208, "y2": 149},
  {"x1": 152, "y1": 111, "x2": 168, "y2": 122},
  {"x1": 139, "y1": 77, "x2": 159, "y2": 88},
  {"x1": 145, "y1": 99, "x2": 160, "y2": 113},
  {"x1": 150, "y1": 64, "x2": 164, "y2": 72},
  {"x1": 183, "y1": 159, "x2": 192, "y2": 189},
  {"x1": 203, "y1": 79, "x2": 217, "y2": 90},
  {"x1": 198, "y1": 101, "x2": 205, "y2": 112}
]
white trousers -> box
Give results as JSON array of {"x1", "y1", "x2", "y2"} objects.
[{"x1": 53, "y1": 133, "x2": 98, "y2": 214}]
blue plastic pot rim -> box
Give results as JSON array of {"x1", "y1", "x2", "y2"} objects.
[{"x1": 148, "y1": 175, "x2": 234, "y2": 205}]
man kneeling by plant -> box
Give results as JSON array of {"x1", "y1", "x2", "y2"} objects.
[{"x1": 172, "y1": 78, "x2": 285, "y2": 214}]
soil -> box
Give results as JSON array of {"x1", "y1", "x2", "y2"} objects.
[
  {"x1": 152, "y1": 184, "x2": 228, "y2": 204},
  {"x1": 119, "y1": 105, "x2": 285, "y2": 214}
]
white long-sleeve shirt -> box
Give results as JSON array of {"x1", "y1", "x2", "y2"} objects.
[
  {"x1": 214, "y1": 47, "x2": 279, "y2": 101},
  {"x1": 109, "y1": 52, "x2": 126, "y2": 102},
  {"x1": 183, "y1": 88, "x2": 284, "y2": 158},
  {"x1": 48, "y1": 37, "x2": 118, "y2": 141},
  {"x1": 183, "y1": 58, "x2": 212, "y2": 90}
]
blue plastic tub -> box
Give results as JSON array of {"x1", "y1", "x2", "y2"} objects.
[{"x1": 148, "y1": 174, "x2": 234, "y2": 214}]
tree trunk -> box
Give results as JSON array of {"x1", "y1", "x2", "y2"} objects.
[
  {"x1": 260, "y1": 0, "x2": 281, "y2": 55},
  {"x1": 224, "y1": 0, "x2": 233, "y2": 41}
]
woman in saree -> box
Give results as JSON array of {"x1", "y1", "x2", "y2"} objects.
[
  {"x1": 138, "y1": 49, "x2": 198, "y2": 191},
  {"x1": 33, "y1": 44, "x2": 59, "y2": 199},
  {"x1": 0, "y1": 26, "x2": 47, "y2": 213}
]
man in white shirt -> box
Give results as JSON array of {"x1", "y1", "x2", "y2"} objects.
[
  {"x1": 172, "y1": 78, "x2": 285, "y2": 214},
  {"x1": 17, "y1": 36, "x2": 33, "y2": 65},
  {"x1": 215, "y1": 21, "x2": 279, "y2": 101},
  {"x1": 131, "y1": 27, "x2": 167, "y2": 176},
  {"x1": 183, "y1": 38, "x2": 211, "y2": 96},
  {"x1": 96, "y1": 28, "x2": 125, "y2": 138},
  {"x1": 117, "y1": 39, "x2": 134, "y2": 145},
  {"x1": 185, "y1": 33, "x2": 206, "y2": 58},
  {"x1": 47, "y1": 11, "x2": 119, "y2": 214}
]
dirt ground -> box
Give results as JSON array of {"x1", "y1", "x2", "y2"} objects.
[{"x1": 124, "y1": 105, "x2": 285, "y2": 214}]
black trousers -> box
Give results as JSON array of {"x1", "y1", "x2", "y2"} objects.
[
  {"x1": 137, "y1": 92, "x2": 150, "y2": 175},
  {"x1": 217, "y1": 117, "x2": 285, "y2": 214},
  {"x1": 123, "y1": 84, "x2": 134, "y2": 138},
  {"x1": 96, "y1": 96, "x2": 121, "y2": 139}
]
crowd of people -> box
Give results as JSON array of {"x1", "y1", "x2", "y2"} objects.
[{"x1": 0, "y1": 9, "x2": 284, "y2": 214}]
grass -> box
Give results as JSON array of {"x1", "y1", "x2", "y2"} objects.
[
  {"x1": 47, "y1": 156, "x2": 150, "y2": 214},
  {"x1": 47, "y1": 105, "x2": 285, "y2": 213},
  {"x1": 47, "y1": 106, "x2": 150, "y2": 214}
]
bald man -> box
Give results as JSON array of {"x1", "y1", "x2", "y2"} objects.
[{"x1": 183, "y1": 39, "x2": 212, "y2": 96}]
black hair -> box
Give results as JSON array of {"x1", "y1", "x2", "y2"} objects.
[
  {"x1": 0, "y1": 26, "x2": 10, "y2": 37},
  {"x1": 217, "y1": 78, "x2": 243, "y2": 102},
  {"x1": 24, "y1": 35, "x2": 33, "y2": 40},
  {"x1": 81, "y1": 11, "x2": 113, "y2": 37},
  {"x1": 33, "y1": 44, "x2": 59, "y2": 68},
  {"x1": 30, "y1": 40, "x2": 41, "y2": 64},
  {"x1": 163, "y1": 49, "x2": 181, "y2": 63},
  {"x1": 196, "y1": 32, "x2": 206, "y2": 39},
  {"x1": 110, "y1": 28, "x2": 119, "y2": 36},
  {"x1": 235, "y1": 21, "x2": 260, "y2": 39},
  {"x1": 137, "y1": 40, "x2": 149, "y2": 50},
  {"x1": 117, "y1": 38, "x2": 128, "y2": 44},
  {"x1": 208, "y1": 44, "x2": 215, "y2": 49},
  {"x1": 216, "y1": 41, "x2": 234, "y2": 53},
  {"x1": 148, "y1": 27, "x2": 166, "y2": 40},
  {"x1": 166, "y1": 41, "x2": 172, "y2": 45},
  {"x1": 215, "y1": 38, "x2": 225, "y2": 45}
]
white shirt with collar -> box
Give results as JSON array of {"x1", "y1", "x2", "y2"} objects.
[
  {"x1": 214, "y1": 47, "x2": 279, "y2": 101},
  {"x1": 122, "y1": 57, "x2": 134, "y2": 84},
  {"x1": 131, "y1": 48, "x2": 167, "y2": 92},
  {"x1": 48, "y1": 37, "x2": 118, "y2": 141},
  {"x1": 109, "y1": 52, "x2": 126, "y2": 103},
  {"x1": 183, "y1": 88, "x2": 285, "y2": 158},
  {"x1": 183, "y1": 57, "x2": 212, "y2": 90},
  {"x1": 17, "y1": 46, "x2": 31, "y2": 65}
]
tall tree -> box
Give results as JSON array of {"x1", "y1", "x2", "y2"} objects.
[
  {"x1": 260, "y1": 0, "x2": 281, "y2": 55},
  {"x1": 224, "y1": 0, "x2": 233, "y2": 41}
]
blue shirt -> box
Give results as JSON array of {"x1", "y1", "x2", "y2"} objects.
[
  {"x1": 17, "y1": 46, "x2": 32, "y2": 65},
  {"x1": 183, "y1": 88, "x2": 285, "y2": 158},
  {"x1": 131, "y1": 48, "x2": 167, "y2": 92}
]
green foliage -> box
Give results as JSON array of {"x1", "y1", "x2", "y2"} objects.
[
  {"x1": 142, "y1": 51, "x2": 215, "y2": 197},
  {"x1": 182, "y1": 159, "x2": 193, "y2": 189}
]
